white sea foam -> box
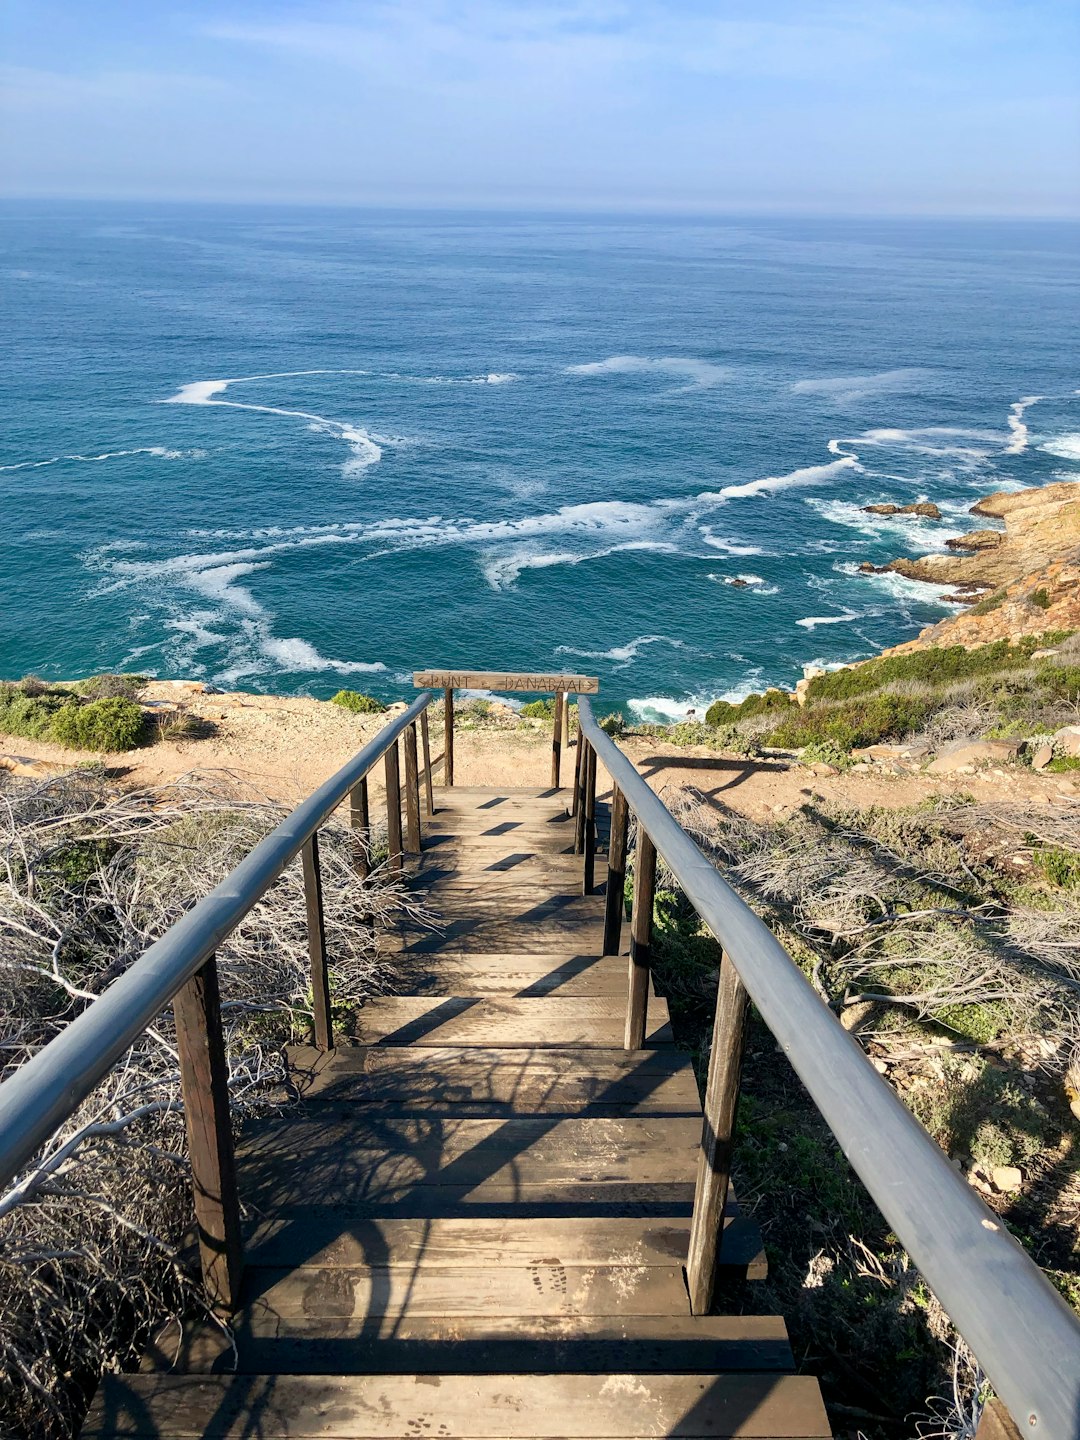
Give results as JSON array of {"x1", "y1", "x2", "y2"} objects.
[
  {"x1": 565, "y1": 355, "x2": 729, "y2": 390},
  {"x1": 1041, "y1": 434, "x2": 1080, "y2": 462},
  {"x1": 0, "y1": 445, "x2": 197, "y2": 472},
  {"x1": 1005, "y1": 395, "x2": 1043, "y2": 455},
  {"x1": 791, "y1": 368, "x2": 928, "y2": 405},
  {"x1": 834, "y1": 560, "x2": 960, "y2": 608},
  {"x1": 805, "y1": 497, "x2": 962, "y2": 551},
  {"x1": 163, "y1": 372, "x2": 388, "y2": 475},
  {"x1": 704, "y1": 456, "x2": 858, "y2": 501},
  {"x1": 698, "y1": 531, "x2": 766, "y2": 556},
  {"x1": 708, "y1": 573, "x2": 780, "y2": 595},
  {"x1": 796, "y1": 610, "x2": 862, "y2": 630},
  {"x1": 627, "y1": 696, "x2": 704, "y2": 722},
  {"x1": 555, "y1": 635, "x2": 687, "y2": 668},
  {"x1": 258, "y1": 637, "x2": 386, "y2": 673}
]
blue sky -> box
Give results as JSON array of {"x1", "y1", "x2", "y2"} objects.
[{"x1": 1, "y1": 1, "x2": 1077, "y2": 214}]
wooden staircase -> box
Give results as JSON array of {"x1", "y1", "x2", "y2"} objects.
[{"x1": 82, "y1": 785, "x2": 830, "y2": 1439}]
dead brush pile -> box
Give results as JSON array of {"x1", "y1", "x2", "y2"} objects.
[
  {"x1": 650, "y1": 789, "x2": 1080, "y2": 1435},
  {"x1": 0, "y1": 767, "x2": 425, "y2": 1440}
]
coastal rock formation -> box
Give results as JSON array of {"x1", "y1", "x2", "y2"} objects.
[
  {"x1": 872, "y1": 480, "x2": 1080, "y2": 651},
  {"x1": 862, "y1": 501, "x2": 942, "y2": 519}
]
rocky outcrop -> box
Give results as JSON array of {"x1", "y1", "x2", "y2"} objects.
[
  {"x1": 868, "y1": 480, "x2": 1080, "y2": 651},
  {"x1": 862, "y1": 501, "x2": 942, "y2": 519},
  {"x1": 926, "y1": 739, "x2": 1022, "y2": 774}
]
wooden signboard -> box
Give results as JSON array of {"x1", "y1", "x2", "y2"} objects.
[{"x1": 413, "y1": 671, "x2": 599, "y2": 694}]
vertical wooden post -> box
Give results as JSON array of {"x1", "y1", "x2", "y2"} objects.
[
  {"x1": 385, "y1": 741, "x2": 403, "y2": 872},
  {"x1": 173, "y1": 955, "x2": 243, "y2": 1314},
  {"x1": 403, "y1": 723, "x2": 422, "y2": 855},
  {"x1": 443, "y1": 687, "x2": 455, "y2": 787},
  {"x1": 625, "y1": 829, "x2": 656, "y2": 1049},
  {"x1": 350, "y1": 776, "x2": 370, "y2": 881},
  {"x1": 420, "y1": 710, "x2": 435, "y2": 816},
  {"x1": 686, "y1": 950, "x2": 750, "y2": 1315},
  {"x1": 603, "y1": 784, "x2": 628, "y2": 956},
  {"x1": 563, "y1": 692, "x2": 571, "y2": 755},
  {"x1": 582, "y1": 743, "x2": 597, "y2": 895},
  {"x1": 302, "y1": 833, "x2": 333, "y2": 1051},
  {"x1": 574, "y1": 741, "x2": 589, "y2": 854},
  {"x1": 571, "y1": 727, "x2": 584, "y2": 819},
  {"x1": 551, "y1": 691, "x2": 564, "y2": 789}
]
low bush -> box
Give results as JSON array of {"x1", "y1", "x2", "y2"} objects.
[
  {"x1": 1031, "y1": 588, "x2": 1052, "y2": 610},
  {"x1": 804, "y1": 639, "x2": 1059, "y2": 705},
  {"x1": 598, "y1": 711, "x2": 625, "y2": 737},
  {"x1": 765, "y1": 693, "x2": 930, "y2": 751},
  {"x1": 70, "y1": 674, "x2": 147, "y2": 700},
  {"x1": 0, "y1": 687, "x2": 69, "y2": 740},
  {"x1": 49, "y1": 697, "x2": 146, "y2": 752},
  {"x1": 705, "y1": 689, "x2": 793, "y2": 726},
  {"x1": 330, "y1": 690, "x2": 385, "y2": 715},
  {"x1": 520, "y1": 698, "x2": 555, "y2": 719}
]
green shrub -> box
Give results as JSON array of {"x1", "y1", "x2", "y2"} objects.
[
  {"x1": 520, "y1": 699, "x2": 555, "y2": 719},
  {"x1": 803, "y1": 640, "x2": 1052, "y2": 704},
  {"x1": 598, "y1": 711, "x2": 625, "y2": 737},
  {"x1": 766, "y1": 693, "x2": 930, "y2": 752},
  {"x1": 1031, "y1": 588, "x2": 1051, "y2": 611},
  {"x1": 330, "y1": 690, "x2": 385, "y2": 715},
  {"x1": 706, "y1": 689, "x2": 793, "y2": 726},
  {"x1": 461, "y1": 698, "x2": 492, "y2": 720},
  {"x1": 49, "y1": 697, "x2": 146, "y2": 752},
  {"x1": 970, "y1": 588, "x2": 1007, "y2": 616},
  {"x1": 71, "y1": 673, "x2": 147, "y2": 700},
  {"x1": 0, "y1": 688, "x2": 68, "y2": 740}
]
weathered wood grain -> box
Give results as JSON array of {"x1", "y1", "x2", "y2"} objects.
[
  {"x1": 84, "y1": 1371, "x2": 830, "y2": 1438},
  {"x1": 352, "y1": 995, "x2": 672, "y2": 1047}
]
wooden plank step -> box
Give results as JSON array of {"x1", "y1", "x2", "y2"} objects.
[
  {"x1": 392, "y1": 925, "x2": 609, "y2": 957},
  {"x1": 287, "y1": 1045, "x2": 697, "y2": 1113},
  {"x1": 83, "y1": 1372, "x2": 831, "y2": 1437},
  {"x1": 145, "y1": 1313, "x2": 792, "y2": 1376},
  {"x1": 238, "y1": 1115, "x2": 700, "y2": 1179},
  {"x1": 242, "y1": 1212, "x2": 767, "y2": 1281},
  {"x1": 388, "y1": 954, "x2": 630, "y2": 996},
  {"x1": 352, "y1": 996, "x2": 672, "y2": 1047},
  {"x1": 238, "y1": 1260, "x2": 692, "y2": 1319}
]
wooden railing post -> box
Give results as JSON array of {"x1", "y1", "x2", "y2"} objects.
[
  {"x1": 574, "y1": 740, "x2": 589, "y2": 853},
  {"x1": 686, "y1": 949, "x2": 750, "y2": 1314},
  {"x1": 350, "y1": 776, "x2": 370, "y2": 881},
  {"x1": 403, "y1": 722, "x2": 422, "y2": 854},
  {"x1": 625, "y1": 829, "x2": 656, "y2": 1049},
  {"x1": 571, "y1": 728, "x2": 584, "y2": 820},
  {"x1": 301, "y1": 833, "x2": 333, "y2": 1050},
  {"x1": 173, "y1": 954, "x2": 243, "y2": 1314},
  {"x1": 443, "y1": 687, "x2": 455, "y2": 787},
  {"x1": 551, "y1": 691, "x2": 564, "y2": 788},
  {"x1": 563, "y1": 692, "x2": 571, "y2": 755},
  {"x1": 420, "y1": 710, "x2": 435, "y2": 816},
  {"x1": 582, "y1": 743, "x2": 597, "y2": 894},
  {"x1": 385, "y1": 741, "x2": 403, "y2": 871},
  {"x1": 603, "y1": 784, "x2": 628, "y2": 955}
]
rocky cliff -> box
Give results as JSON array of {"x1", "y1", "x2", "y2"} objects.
[{"x1": 875, "y1": 480, "x2": 1080, "y2": 652}]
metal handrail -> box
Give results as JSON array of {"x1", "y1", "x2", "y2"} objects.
[
  {"x1": 577, "y1": 697, "x2": 1080, "y2": 1440},
  {"x1": 0, "y1": 690, "x2": 434, "y2": 1194}
]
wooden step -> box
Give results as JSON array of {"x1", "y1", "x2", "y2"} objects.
[
  {"x1": 286, "y1": 1045, "x2": 696, "y2": 1113},
  {"x1": 388, "y1": 953, "x2": 631, "y2": 996},
  {"x1": 241, "y1": 1211, "x2": 767, "y2": 1283},
  {"x1": 146, "y1": 1313, "x2": 792, "y2": 1376},
  {"x1": 352, "y1": 996, "x2": 672, "y2": 1047},
  {"x1": 83, "y1": 1371, "x2": 831, "y2": 1438}
]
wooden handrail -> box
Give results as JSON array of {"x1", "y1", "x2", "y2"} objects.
[
  {"x1": 413, "y1": 670, "x2": 598, "y2": 789},
  {"x1": 0, "y1": 693, "x2": 436, "y2": 1311},
  {"x1": 575, "y1": 697, "x2": 1080, "y2": 1440}
]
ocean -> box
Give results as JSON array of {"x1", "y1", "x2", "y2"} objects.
[{"x1": 2, "y1": 204, "x2": 1078, "y2": 720}]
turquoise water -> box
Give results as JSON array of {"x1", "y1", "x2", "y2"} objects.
[{"x1": 2, "y1": 204, "x2": 1078, "y2": 718}]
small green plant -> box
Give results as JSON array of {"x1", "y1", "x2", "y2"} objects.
[
  {"x1": 971, "y1": 588, "x2": 1008, "y2": 616},
  {"x1": 765, "y1": 693, "x2": 929, "y2": 752},
  {"x1": 598, "y1": 711, "x2": 626, "y2": 737},
  {"x1": 1031, "y1": 588, "x2": 1052, "y2": 611},
  {"x1": 330, "y1": 690, "x2": 386, "y2": 715},
  {"x1": 71, "y1": 673, "x2": 147, "y2": 700},
  {"x1": 49, "y1": 697, "x2": 146, "y2": 752},
  {"x1": 520, "y1": 698, "x2": 555, "y2": 719},
  {"x1": 1046, "y1": 755, "x2": 1080, "y2": 773},
  {"x1": 461, "y1": 698, "x2": 492, "y2": 720},
  {"x1": 1033, "y1": 846, "x2": 1080, "y2": 890}
]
